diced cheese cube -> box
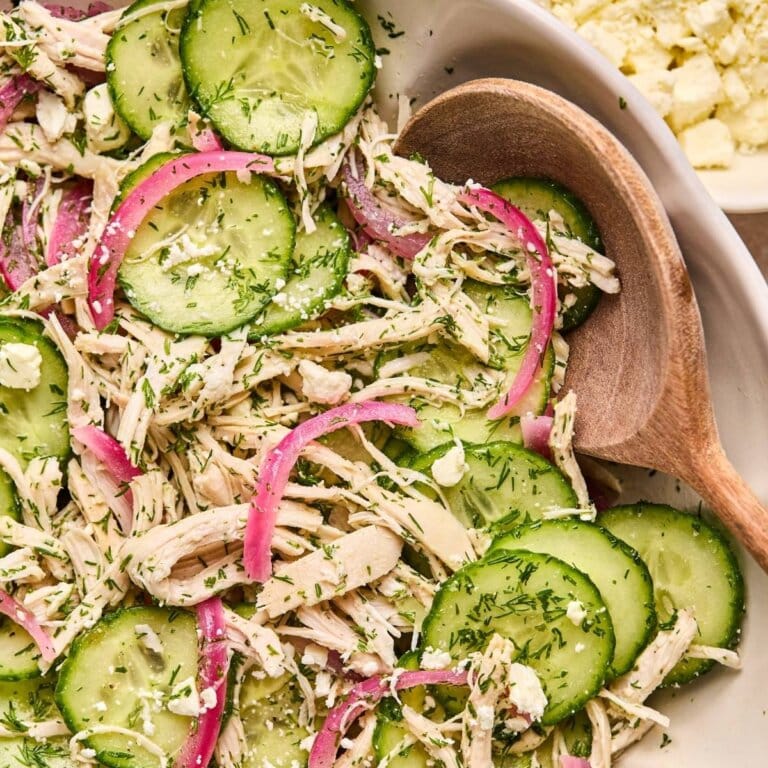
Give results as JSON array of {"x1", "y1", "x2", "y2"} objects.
[
  {"x1": 716, "y1": 24, "x2": 748, "y2": 65},
  {"x1": 669, "y1": 53, "x2": 723, "y2": 130},
  {"x1": 628, "y1": 69, "x2": 675, "y2": 117},
  {"x1": 572, "y1": 0, "x2": 611, "y2": 24},
  {"x1": 678, "y1": 118, "x2": 735, "y2": 168},
  {"x1": 625, "y1": 36, "x2": 674, "y2": 74},
  {"x1": 577, "y1": 20, "x2": 627, "y2": 67},
  {"x1": 717, "y1": 97, "x2": 768, "y2": 147},
  {"x1": 751, "y1": 62, "x2": 768, "y2": 95},
  {"x1": 722, "y1": 69, "x2": 751, "y2": 110},
  {"x1": 684, "y1": 0, "x2": 732, "y2": 42}
]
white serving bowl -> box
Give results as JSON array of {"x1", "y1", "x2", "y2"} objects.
[{"x1": 363, "y1": 0, "x2": 768, "y2": 764}]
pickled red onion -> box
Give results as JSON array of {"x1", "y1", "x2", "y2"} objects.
[
  {"x1": 342, "y1": 161, "x2": 430, "y2": 259},
  {"x1": 243, "y1": 401, "x2": 419, "y2": 582},
  {"x1": 72, "y1": 425, "x2": 141, "y2": 485},
  {"x1": 191, "y1": 127, "x2": 224, "y2": 152},
  {"x1": 47, "y1": 180, "x2": 93, "y2": 266},
  {"x1": 0, "y1": 589, "x2": 56, "y2": 663},
  {"x1": 175, "y1": 597, "x2": 229, "y2": 768},
  {"x1": 521, "y1": 414, "x2": 554, "y2": 460},
  {"x1": 459, "y1": 187, "x2": 556, "y2": 420},
  {"x1": 309, "y1": 669, "x2": 468, "y2": 768},
  {"x1": 87, "y1": 151, "x2": 274, "y2": 329},
  {"x1": 559, "y1": 758, "x2": 592, "y2": 768},
  {"x1": 0, "y1": 75, "x2": 40, "y2": 135}
]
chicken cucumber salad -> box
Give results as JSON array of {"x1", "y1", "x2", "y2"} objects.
[{"x1": 0, "y1": 1, "x2": 745, "y2": 767}]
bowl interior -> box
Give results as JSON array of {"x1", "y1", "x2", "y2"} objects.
[{"x1": 396, "y1": 79, "x2": 693, "y2": 460}]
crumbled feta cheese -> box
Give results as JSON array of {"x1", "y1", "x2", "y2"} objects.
[
  {"x1": 669, "y1": 53, "x2": 723, "y2": 130},
  {"x1": 430, "y1": 443, "x2": 468, "y2": 488},
  {"x1": 476, "y1": 704, "x2": 495, "y2": 730},
  {"x1": 36, "y1": 90, "x2": 77, "y2": 143},
  {"x1": 298, "y1": 359, "x2": 352, "y2": 405},
  {"x1": 575, "y1": 642, "x2": 586, "y2": 654},
  {"x1": 566, "y1": 600, "x2": 587, "y2": 627},
  {"x1": 93, "y1": 701, "x2": 107, "y2": 712},
  {"x1": 0, "y1": 343, "x2": 42, "y2": 391},
  {"x1": 168, "y1": 676, "x2": 201, "y2": 717},
  {"x1": 507, "y1": 663, "x2": 548, "y2": 722},
  {"x1": 83, "y1": 84, "x2": 131, "y2": 153},
  {"x1": 199, "y1": 686, "x2": 217, "y2": 712},
  {"x1": 678, "y1": 118, "x2": 735, "y2": 167},
  {"x1": 421, "y1": 647, "x2": 452, "y2": 670},
  {"x1": 301, "y1": 643, "x2": 329, "y2": 669},
  {"x1": 135, "y1": 624, "x2": 164, "y2": 656},
  {"x1": 160, "y1": 233, "x2": 219, "y2": 272},
  {"x1": 546, "y1": 0, "x2": 768, "y2": 164},
  {"x1": 81, "y1": 748, "x2": 97, "y2": 759}
]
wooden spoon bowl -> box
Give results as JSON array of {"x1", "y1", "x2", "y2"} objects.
[{"x1": 395, "y1": 78, "x2": 768, "y2": 571}]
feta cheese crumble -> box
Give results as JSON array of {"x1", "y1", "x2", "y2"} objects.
[
  {"x1": 566, "y1": 600, "x2": 588, "y2": 627},
  {"x1": 421, "y1": 647, "x2": 453, "y2": 670},
  {"x1": 0, "y1": 343, "x2": 43, "y2": 391},
  {"x1": 507, "y1": 663, "x2": 548, "y2": 722},
  {"x1": 544, "y1": 0, "x2": 768, "y2": 166},
  {"x1": 430, "y1": 442, "x2": 469, "y2": 488},
  {"x1": 298, "y1": 359, "x2": 352, "y2": 405}
]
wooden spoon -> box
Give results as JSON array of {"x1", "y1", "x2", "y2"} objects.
[{"x1": 395, "y1": 77, "x2": 768, "y2": 571}]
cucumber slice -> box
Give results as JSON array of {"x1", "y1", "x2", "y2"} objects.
[
  {"x1": 55, "y1": 606, "x2": 199, "y2": 768},
  {"x1": 106, "y1": 0, "x2": 191, "y2": 140},
  {"x1": 0, "y1": 674, "x2": 58, "y2": 722},
  {"x1": 397, "y1": 282, "x2": 554, "y2": 452},
  {"x1": 496, "y1": 711, "x2": 592, "y2": 767},
  {"x1": 0, "y1": 469, "x2": 20, "y2": 559},
  {"x1": 118, "y1": 171, "x2": 294, "y2": 336},
  {"x1": 0, "y1": 738, "x2": 74, "y2": 767},
  {"x1": 180, "y1": 0, "x2": 376, "y2": 155},
  {"x1": 409, "y1": 442, "x2": 577, "y2": 530},
  {"x1": 492, "y1": 178, "x2": 602, "y2": 331},
  {"x1": 0, "y1": 617, "x2": 43, "y2": 681},
  {"x1": 0, "y1": 318, "x2": 69, "y2": 468},
  {"x1": 600, "y1": 504, "x2": 745, "y2": 685},
  {"x1": 251, "y1": 204, "x2": 350, "y2": 337},
  {"x1": 240, "y1": 671, "x2": 309, "y2": 768},
  {"x1": 421, "y1": 550, "x2": 615, "y2": 725},
  {"x1": 111, "y1": 152, "x2": 182, "y2": 212},
  {"x1": 490, "y1": 520, "x2": 656, "y2": 677}
]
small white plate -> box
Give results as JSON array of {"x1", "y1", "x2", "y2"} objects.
[{"x1": 698, "y1": 149, "x2": 768, "y2": 213}]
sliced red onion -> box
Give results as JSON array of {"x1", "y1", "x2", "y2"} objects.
[
  {"x1": 559, "y1": 757, "x2": 591, "y2": 768},
  {"x1": 460, "y1": 187, "x2": 557, "y2": 420},
  {"x1": 87, "y1": 151, "x2": 274, "y2": 329},
  {"x1": 175, "y1": 598, "x2": 229, "y2": 768},
  {"x1": 50, "y1": 310, "x2": 80, "y2": 340},
  {"x1": 521, "y1": 414, "x2": 553, "y2": 461},
  {"x1": 309, "y1": 669, "x2": 468, "y2": 768},
  {"x1": 21, "y1": 177, "x2": 45, "y2": 256},
  {"x1": 0, "y1": 589, "x2": 56, "y2": 663},
  {"x1": 191, "y1": 127, "x2": 224, "y2": 152},
  {"x1": 342, "y1": 161, "x2": 431, "y2": 259},
  {"x1": 72, "y1": 425, "x2": 141, "y2": 484},
  {"x1": 73, "y1": 426, "x2": 141, "y2": 532},
  {"x1": 0, "y1": 75, "x2": 40, "y2": 135},
  {"x1": 243, "y1": 401, "x2": 419, "y2": 582},
  {"x1": 42, "y1": 2, "x2": 111, "y2": 19},
  {"x1": 0, "y1": 211, "x2": 37, "y2": 291},
  {"x1": 47, "y1": 180, "x2": 93, "y2": 266}
]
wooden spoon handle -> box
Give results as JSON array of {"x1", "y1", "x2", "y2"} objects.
[{"x1": 684, "y1": 446, "x2": 768, "y2": 571}]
